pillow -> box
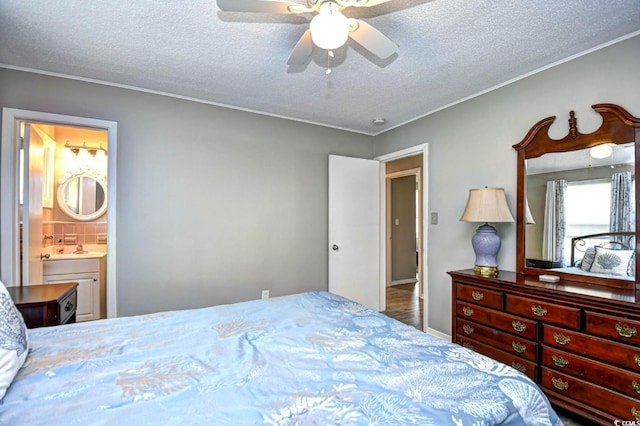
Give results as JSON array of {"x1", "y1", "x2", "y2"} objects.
[
  {"x1": 0, "y1": 281, "x2": 29, "y2": 400},
  {"x1": 590, "y1": 247, "x2": 635, "y2": 277},
  {"x1": 579, "y1": 247, "x2": 596, "y2": 271}
]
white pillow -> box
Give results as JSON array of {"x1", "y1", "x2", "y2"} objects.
[
  {"x1": 0, "y1": 281, "x2": 29, "y2": 399},
  {"x1": 590, "y1": 247, "x2": 635, "y2": 277}
]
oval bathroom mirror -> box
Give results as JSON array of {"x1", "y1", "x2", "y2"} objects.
[{"x1": 57, "y1": 170, "x2": 107, "y2": 221}]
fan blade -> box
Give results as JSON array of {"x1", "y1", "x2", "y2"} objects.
[
  {"x1": 348, "y1": 19, "x2": 397, "y2": 59},
  {"x1": 216, "y1": 0, "x2": 310, "y2": 14},
  {"x1": 287, "y1": 29, "x2": 313, "y2": 65},
  {"x1": 354, "y1": 0, "x2": 395, "y2": 7}
]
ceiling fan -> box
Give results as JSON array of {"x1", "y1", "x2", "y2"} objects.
[{"x1": 216, "y1": 0, "x2": 398, "y2": 65}]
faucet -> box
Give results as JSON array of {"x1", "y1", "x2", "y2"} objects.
[{"x1": 74, "y1": 244, "x2": 88, "y2": 254}]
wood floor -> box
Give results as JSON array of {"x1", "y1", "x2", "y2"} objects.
[{"x1": 382, "y1": 282, "x2": 423, "y2": 330}]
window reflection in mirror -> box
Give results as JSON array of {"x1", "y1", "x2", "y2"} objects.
[{"x1": 525, "y1": 142, "x2": 635, "y2": 279}]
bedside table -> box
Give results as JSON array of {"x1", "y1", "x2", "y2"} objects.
[{"x1": 7, "y1": 282, "x2": 78, "y2": 328}]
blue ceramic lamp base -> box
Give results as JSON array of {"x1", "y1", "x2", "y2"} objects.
[{"x1": 471, "y1": 223, "x2": 501, "y2": 277}]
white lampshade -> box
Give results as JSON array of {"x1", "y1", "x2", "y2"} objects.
[
  {"x1": 525, "y1": 200, "x2": 535, "y2": 225},
  {"x1": 460, "y1": 188, "x2": 514, "y2": 223},
  {"x1": 310, "y1": 2, "x2": 350, "y2": 50}
]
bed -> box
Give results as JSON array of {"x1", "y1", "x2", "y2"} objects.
[
  {"x1": 552, "y1": 231, "x2": 636, "y2": 280},
  {"x1": 1, "y1": 286, "x2": 561, "y2": 425}
]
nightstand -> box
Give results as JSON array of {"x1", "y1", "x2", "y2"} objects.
[{"x1": 7, "y1": 282, "x2": 78, "y2": 328}]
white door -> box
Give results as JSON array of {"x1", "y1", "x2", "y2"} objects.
[
  {"x1": 328, "y1": 155, "x2": 381, "y2": 310},
  {"x1": 22, "y1": 123, "x2": 45, "y2": 285}
]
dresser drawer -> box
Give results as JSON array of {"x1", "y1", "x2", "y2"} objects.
[
  {"x1": 59, "y1": 289, "x2": 77, "y2": 325},
  {"x1": 541, "y1": 367, "x2": 640, "y2": 420},
  {"x1": 543, "y1": 324, "x2": 640, "y2": 372},
  {"x1": 585, "y1": 311, "x2": 640, "y2": 345},
  {"x1": 505, "y1": 294, "x2": 580, "y2": 329},
  {"x1": 542, "y1": 345, "x2": 640, "y2": 400},
  {"x1": 456, "y1": 301, "x2": 538, "y2": 340},
  {"x1": 456, "y1": 320, "x2": 538, "y2": 361},
  {"x1": 456, "y1": 336, "x2": 537, "y2": 380},
  {"x1": 456, "y1": 283, "x2": 503, "y2": 309}
]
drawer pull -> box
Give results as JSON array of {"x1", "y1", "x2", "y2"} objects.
[
  {"x1": 633, "y1": 381, "x2": 640, "y2": 394},
  {"x1": 471, "y1": 291, "x2": 484, "y2": 301},
  {"x1": 616, "y1": 323, "x2": 638, "y2": 338},
  {"x1": 462, "y1": 324, "x2": 474, "y2": 335},
  {"x1": 635, "y1": 354, "x2": 640, "y2": 368},
  {"x1": 511, "y1": 362, "x2": 526, "y2": 374},
  {"x1": 552, "y1": 355, "x2": 569, "y2": 368},
  {"x1": 512, "y1": 321, "x2": 526, "y2": 333},
  {"x1": 552, "y1": 377, "x2": 568, "y2": 391},
  {"x1": 462, "y1": 342, "x2": 474, "y2": 351},
  {"x1": 553, "y1": 333, "x2": 571, "y2": 346},
  {"x1": 633, "y1": 408, "x2": 640, "y2": 421},
  {"x1": 462, "y1": 307, "x2": 474, "y2": 317},
  {"x1": 512, "y1": 341, "x2": 526, "y2": 354},
  {"x1": 531, "y1": 305, "x2": 547, "y2": 317},
  {"x1": 64, "y1": 301, "x2": 73, "y2": 312}
]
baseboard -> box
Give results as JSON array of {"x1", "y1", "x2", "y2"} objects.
[
  {"x1": 389, "y1": 278, "x2": 418, "y2": 286},
  {"x1": 426, "y1": 328, "x2": 451, "y2": 342}
]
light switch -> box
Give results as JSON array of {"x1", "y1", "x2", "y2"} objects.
[
  {"x1": 395, "y1": 218, "x2": 400, "y2": 225},
  {"x1": 431, "y1": 212, "x2": 438, "y2": 225}
]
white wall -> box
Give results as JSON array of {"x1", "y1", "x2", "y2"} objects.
[
  {"x1": 0, "y1": 68, "x2": 373, "y2": 316},
  {"x1": 374, "y1": 35, "x2": 640, "y2": 335}
]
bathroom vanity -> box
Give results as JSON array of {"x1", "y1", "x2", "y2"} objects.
[{"x1": 43, "y1": 253, "x2": 106, "y2": 322}]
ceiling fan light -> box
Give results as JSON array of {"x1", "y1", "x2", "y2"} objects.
[
  {"x1": 590, "y1": 143, "x2": 614, "y2": 159},
  {"x1": 310, "y1": 2, "x2": 350, "y2": 50}
]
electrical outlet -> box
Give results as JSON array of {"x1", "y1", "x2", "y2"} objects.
[{"x1": 261, "y1": 290, "x2": 269, "y2": 299}]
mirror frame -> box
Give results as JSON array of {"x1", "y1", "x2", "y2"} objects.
[
  {"x1": 513, "y1": 103, "x2": 640, "y2": 288},
  {"x1": 57, "y1": 168, "x2": 108, "y2": 221}
]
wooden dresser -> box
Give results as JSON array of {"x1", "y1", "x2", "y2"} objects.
[
  {"x1": 7, "y1": 282, "x2": 78, "y2": 328},
  {"x1": 450, "y1": 269, "x2": 640, "y2": 425}
]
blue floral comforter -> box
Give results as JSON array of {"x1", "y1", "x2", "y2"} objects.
[{"x1": 1, "y1": 291, "x2": 560, "y2": 425}]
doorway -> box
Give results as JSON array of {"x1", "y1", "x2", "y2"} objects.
[
  {"x1": 383, "y1": 160, "x2": 422, "y2": 329},
  {"x1": 1, "y1": 108, "x2": 118, "y2": 317},
  {"x1": 375, "y1": 144, "x2": 428, "y2": 331}
]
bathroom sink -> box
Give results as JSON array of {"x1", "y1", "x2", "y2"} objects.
[{"x1": 47, "y1": 252, "x2": 106, "y2": 260}]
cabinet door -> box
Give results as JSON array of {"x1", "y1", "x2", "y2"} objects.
[{"x1": 43, "y1": 273, "x2": 99, "y2": 322}]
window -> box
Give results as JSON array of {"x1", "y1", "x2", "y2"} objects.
[{"x1": 563, "y1": 179, "x2": 611, "y2": 263}]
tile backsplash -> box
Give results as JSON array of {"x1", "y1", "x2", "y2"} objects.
[{"x1": 43, "y1": 221, "x2": 107, "y2": 247}]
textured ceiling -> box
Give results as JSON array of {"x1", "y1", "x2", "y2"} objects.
[{"x1": 1, "y1": 0, "x2": 639, "y2": 135}]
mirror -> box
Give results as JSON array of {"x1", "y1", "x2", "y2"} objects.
[
  {"x1": 514, "y1": 104, "x2": 640, "y2": 288},
  {"x1": 57, "y1": 169, "x2": 107, "y2": 221}
]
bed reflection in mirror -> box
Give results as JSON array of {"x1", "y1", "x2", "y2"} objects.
[{"x1": 525, "y1": 142, "x2": 635, "y2": 280}]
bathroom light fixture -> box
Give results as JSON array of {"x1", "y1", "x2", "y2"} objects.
[
  {"x1": 65, "y1": 141, "x2": 107, "y2": 157},
  {"x1": 309, "y1": 1, "x2": 350, "y2": 50}
]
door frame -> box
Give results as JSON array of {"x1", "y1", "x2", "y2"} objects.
[
  {"x1": 375, "y1": 144, "x2": 428, "y2": 331},
  {"x1": 1, "y1": 108, "x2": 118, "y2": 318}
]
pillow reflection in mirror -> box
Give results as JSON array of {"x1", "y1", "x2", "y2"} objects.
[
  {"x1": 579, "y1": 247, "x2": 596, "y2": 271},
  {"x1": 589, "y1": 247, "x2": 634, "y2": 277}
]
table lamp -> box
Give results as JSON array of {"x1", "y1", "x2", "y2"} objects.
[{"x1": 460, "y1": 187, "x2": 514, "y2": 277}]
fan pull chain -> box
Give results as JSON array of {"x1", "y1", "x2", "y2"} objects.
[{"x1": 326, "y1": 50, "x2": 334, "y2": 75}]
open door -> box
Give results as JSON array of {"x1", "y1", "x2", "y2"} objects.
[
  {"x1": 328, "y1": 155, "x2": 381, "y2": 310},
  {"x1": 21, "y1": 123, "x2": 45, "y2": 285}
]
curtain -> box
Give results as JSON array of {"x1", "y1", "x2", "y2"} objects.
[
  {"x1": 542, "y1": 179, "x2": 567, "y2": 264},
  {"x1": 610, "y1": 171, "x2": 635, "y2": 244}
]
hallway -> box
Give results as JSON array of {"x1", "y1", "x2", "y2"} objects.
[{"x1": 382, "y1": 283, "x2": 423, "y2": 330}]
